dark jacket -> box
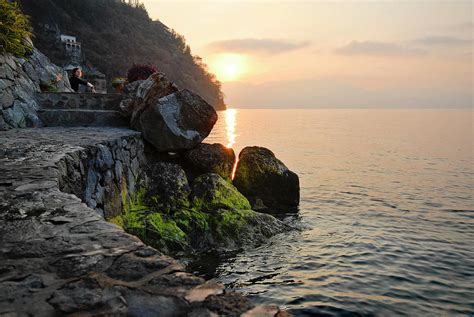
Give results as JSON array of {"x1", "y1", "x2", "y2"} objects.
[{"x1": 69, "y1": 76, "x2": 88, "y2": 92}]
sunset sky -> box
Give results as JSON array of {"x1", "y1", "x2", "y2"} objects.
[{"x1": 142, "y1": 0, "x2": 473, "y2": 108}]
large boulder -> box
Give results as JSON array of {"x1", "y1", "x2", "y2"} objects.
[
  {"x1": 190, "y1": 173, "x2": 251, "y2": 212},
  {"x1": 184, "y1": 143, "x2": 235, "y2": 181},
  {"x1": 130, "y1": 72, "x2": 178, "y2": 127},
  {"x1": 126, "y1": 73, "x2": 218, "y2": 152},
  {"x1": 145, "y1": 161, "x2": 191, "y2": 210},
  {"x1": 233, "y1": 146, "x2": 299, "y2": 212}
]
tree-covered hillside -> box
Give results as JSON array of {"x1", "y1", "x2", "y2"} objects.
[{"x1": 19, "y1": 0, "x2": 225, "y2": 109}]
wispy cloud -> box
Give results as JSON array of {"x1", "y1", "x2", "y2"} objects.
[
  {"x1": 207, "y1": 38, "x2": 310, "y2": 54},
  {"x1": 334, "y1": 41, "x2": 426, "y2": 56},
  {"x1": 411, "y1": 36, "x2": 472, "y2": 46}
]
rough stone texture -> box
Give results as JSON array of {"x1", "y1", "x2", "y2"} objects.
[
  {"x1": 36, "y1": 92, "x2": 128, "y2": 127},
  {"x1": 118, "y1": 80, "x2": 145, "y2": 118},
  {"x1": 125, "y1": 73, "x2": 218, "y2": 152},
  {"x1": 184, "y1": 143, "x2": 236, "y2": 181},
  {"x1": 0, "y1": 127, "x2": 287, "y2": 316},
  {"x1": 233, "y1": 147, "x2": 300, "y2": 213},
  {"x1": 130, "y1": 72, "x2": 179, "y2": 127},
  {"x1": 138, "y1": 89, "x2": 217, "y2": 152},
  {"x1": 190, "y1": 173, "x2": 251, "y2": 212},
  {"x1": 0, "y1": 49, "x2": 72, "y2": 130},
  {"x1": 37, "y1": 92, "x2": 122, "y2": 111},
  {"x1": 145, "y1": 161, "x2": 191, "y2": 210}
]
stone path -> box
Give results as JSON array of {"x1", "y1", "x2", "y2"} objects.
[{"x1": 0, "y1": 128, "x2": 288, "y2": 316}]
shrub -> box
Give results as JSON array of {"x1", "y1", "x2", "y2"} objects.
[
  {"x1": 127, "y1": 63, "x2": 157, "y2": 83},
  {"x1": 0, "y1": 0, "x2": 33, "y2": 57},
  {"x1": 111, "y1": 77, "x2": 126, "y2": 88}
]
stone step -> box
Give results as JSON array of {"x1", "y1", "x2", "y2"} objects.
[
  {"x1": 38, "y1": 109, "x2": 128, "y2": 127},
  {"x1": 37, "y1": 92, "x2": 122, "y2": 111}
]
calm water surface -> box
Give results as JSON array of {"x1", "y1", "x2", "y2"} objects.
[{"x1": 201, "y1": 109, "x2": 473, "y2": 316}]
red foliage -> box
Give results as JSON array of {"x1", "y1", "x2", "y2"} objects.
[{"x1": 127, "y1": 63, "x2": 158, "y2": 82}]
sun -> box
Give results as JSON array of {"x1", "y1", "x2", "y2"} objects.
[{"x1": 210, "y1": 54, "x2": 246, "y2": 82}]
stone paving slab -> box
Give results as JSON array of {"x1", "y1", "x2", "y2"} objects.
[{"x1": 0, "y1": 128, "x2": 281, "y2": 316}]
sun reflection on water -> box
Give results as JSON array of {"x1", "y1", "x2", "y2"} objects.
[
  {"x1": 224, "y1": 109, "x2": 239, "y2": 180},
  {"x1": 225, "y1": 108, "x2": 237, "y2": 148}
]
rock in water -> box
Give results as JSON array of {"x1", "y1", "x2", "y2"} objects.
[
  {"x1": 184, "y1": 143, "x2": 236, "y2": 181},
  {"x1": 127, "y1": 72, "x2": 218, "y2": 152},
  {"x1": 190, "y1": 173, "x2": 251, "y2": 212},
  {"x1": 233, "y1": 146, "x2": 300, "y2": 212}
]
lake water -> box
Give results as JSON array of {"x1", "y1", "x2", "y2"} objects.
[{"x1": 201, "y1": 109, "x2": 474, "y2": 316}]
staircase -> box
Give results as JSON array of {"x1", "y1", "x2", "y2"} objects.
[{"x1": 37, "y1": 92, "x2": 128, "y2": 127}]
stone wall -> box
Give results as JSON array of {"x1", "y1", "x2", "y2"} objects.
[
  {"x1": 57, "y1": 132, "x2": 145, "y2": 219},
  {"x1": 37, "y1": 92, "x2": 122, "y2": 110},
  {"x1": 0, "y1": 48, "x2": 71, "y2": 130}
]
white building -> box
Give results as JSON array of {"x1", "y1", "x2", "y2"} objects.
[{"x1": 59, "y1": 34, "x2": 82, "y2": 64}]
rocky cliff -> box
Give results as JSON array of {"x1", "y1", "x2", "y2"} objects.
[{"x1": 0, "y1": 48, "x2": 71, "y2": 130}]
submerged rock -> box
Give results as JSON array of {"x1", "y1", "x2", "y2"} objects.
[
  {"x1": 233, "y1": 146, "x2": 300, "y2": 212},
  {"x1": 190, "y1": 173, "x2": 251, "y2": 212},
  {"x1": 125, "y1": 72, "x2": 217, "y2": 152},
  {"x1": 184, "y1": 143, "x2": 236, "y2": 181},
  {"x1": 204, "y1": 208, "x2": 287, "y2": 251}
]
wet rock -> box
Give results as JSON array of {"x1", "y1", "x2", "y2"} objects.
[
  {"x1": 233, "y1": 146, "x2": 300, "y2": 212},
  {"x1": 145, "y1": 161, "x2": 191, "y2": 209},
  {"x1": 203, "y1": 292, "x2": 255, "y2": 317},
  {"x1": 190, "y1": 173, "x2": 251, "y2": 212},
  {"x1": 185, "y1": 283, "x2": 224, "y2": 302},
  {"x1": 184, "y1": 143, "x2": 236, "y2": 181},
  {"x1": 205, "y1": 208, "x2": 288, "y2": 251}
]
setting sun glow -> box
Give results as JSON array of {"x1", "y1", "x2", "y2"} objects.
[{"x1": 210, "y1": 54, "x2": 246, "y2": 82}]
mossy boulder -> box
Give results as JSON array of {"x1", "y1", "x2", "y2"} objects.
[
  {"x1": 183, "y1": 143, "x2": 236, "y2": 181},
  {"x1": 190, "y1": 173, "x2": 251, "y2": 212},
  {"x1": 206, "y1": 208, "x2": 287, "y2": 250},
  {"x1": 233, "y1": 146, "x2": 299, "y2": 213},
  {"x1": 110, "y1": 165, "x2": 290, "y2": 255},
  {"x1": 145, "y1": 161, "x2": 190, "y2": 210},
  {"x1": 109, "y1": 187, "x2": 188, "y2": 254}
]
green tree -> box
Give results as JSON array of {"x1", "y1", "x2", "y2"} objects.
[{"x1": 0, "y1": 0, "x2": 32, "y2": 57}]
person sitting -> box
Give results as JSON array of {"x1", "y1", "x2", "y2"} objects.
[{"x1": 69, "y1": 67, "x2": 95, "y2": 92}]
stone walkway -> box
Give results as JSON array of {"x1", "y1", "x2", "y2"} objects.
[{"x1": 0, "y1": 128, "x2": 288, "y2": 316}]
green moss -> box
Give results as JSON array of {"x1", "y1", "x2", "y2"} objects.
[
  {"x1": 219, "y1": 209, "x2": 252, "y2": 229},
  {"x1": 192, "y1": 175, "x2": 251, "y2": 211},
  {"x1": 147, "y1": 213, "x2": 186, "y2": 244},
  {"x1": 173, "y1": 208, "x2": 209, "y2": 232},
  {"x1": 207, "y1": 209, "x2": 254, "y2": 239},
  {"x1": 109, "y1": 215, "x2": 123, "y2": 227}
]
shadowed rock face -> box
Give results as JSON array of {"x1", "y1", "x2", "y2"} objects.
[
  {"x1": 0, "y1": 48, "x2": 72, "y2": 130},
  {"x1": 145, "y1": 161, "x2": 191, "y2": 210},
  {"x1": 184, "y1": 143, "x2": 236, "y2": 181},
  {"x1": 137, "y1": 89, "x2": 218, "y2": 151},
  {"x1": 123, "y1": 73, "x2": 218, "y2": 152},
  {"x1": 233, "y1": 146, "x2": 300, "y2": 213}
]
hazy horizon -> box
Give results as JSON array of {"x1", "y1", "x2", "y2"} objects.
[{"x1": 142, "y1": 0, "x2": 473, "y2": 109}]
